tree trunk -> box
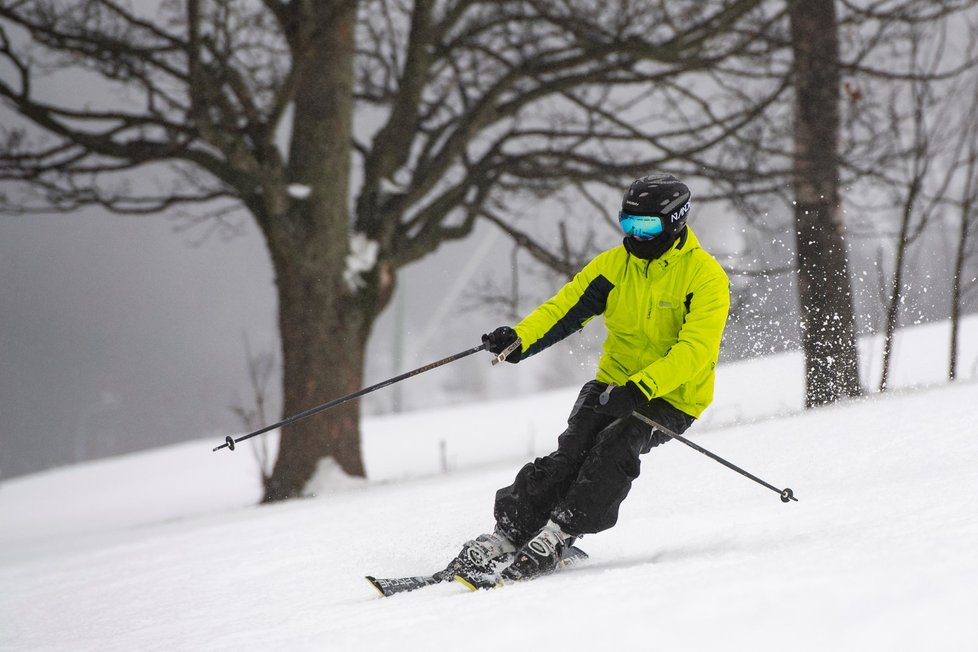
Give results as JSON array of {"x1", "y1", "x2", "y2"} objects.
[
  {"x1": 949, "y1": 219, "x2": 964, "y2": 381},
  {"x1": 262, "y1": 248, "x2": 372, "y2": 501},
  {"x1": 789, "y1": 0, "x2": 862, "y2": 407},
  {"x1": 949, "y1": 188, "x2": 974, "y2": 382},
  {"x1": 878, "y1": 184, "x2": 919, "y2": 392},
  {"x1": 949, "y1": 104, "x2": 978, "y2": 381},
  {"x1": 878, "y1": 237, "x2": 907, "y2": 392},
  {"x1": 260, "y1": 1, "x2": 379, "y2": 501}
]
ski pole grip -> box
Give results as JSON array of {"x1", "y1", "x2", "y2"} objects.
[{"x1": 491, "y1": 338, "x2": 522, "y2": 366}]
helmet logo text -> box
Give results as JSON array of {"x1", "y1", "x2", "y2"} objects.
[{"x1": 671, "y1": 201, "x2": 691, "y2": 223}]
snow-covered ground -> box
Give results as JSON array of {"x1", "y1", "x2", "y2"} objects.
[{"x1": 2, "y1": 318, "x2": 977, "y2": 651}]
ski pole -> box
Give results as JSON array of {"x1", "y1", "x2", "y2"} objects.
[
  {"x1": 628, "y1": 410, "x2": 798, "y2": 504},
  {"x1": 213, "y1": 342, "x2": 489, "y2": 453}
]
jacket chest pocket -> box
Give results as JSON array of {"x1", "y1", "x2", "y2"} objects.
[{"x1": 645, "y1": 292, "x2": 686, "y2": 336}]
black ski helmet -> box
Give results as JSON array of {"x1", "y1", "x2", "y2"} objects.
[{"x1": 620, "y1": 174, "x2": 692, "y2": 236}]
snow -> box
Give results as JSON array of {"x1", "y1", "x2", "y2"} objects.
[
  {"x1": 343, "y1": 232, "x2": 379, "y2": 291},
  {"x1": 2, "y1": 317, "x2": 977, "y2": 651},
  {"x1": 287, "y1": 183, "x2": 312, "y2": 199},
  {"x1": 379, "y1": 177, "x2": 406, "y2": 196}
]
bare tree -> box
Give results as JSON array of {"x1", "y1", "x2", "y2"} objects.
[
  {"x1": 824, "y1": 5, "x2": 978, "y2": 389},
  {"x1": 949, "y1": 81, "x2": 978, "y2": 381},
  {"x1": 229, "y1": 335, "x2": 278, "y2": 484},
  {"x1": 1, "y1": 0, "x2": 783, "y2": 500},
  {"x1": 711, "y1": 0, "x2": 978, "y2": 400},
  {"x1": 874, "y1": 32, "x2": 970, "y2": 392},
  {"x1": 788, "y1": 0, "x2": 862, "y2": 406}
]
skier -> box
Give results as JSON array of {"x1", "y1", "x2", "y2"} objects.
[{"x1": 454, "y1": 174, "x2": 730, "y2": 585}]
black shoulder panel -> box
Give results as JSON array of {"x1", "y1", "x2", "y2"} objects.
[{"x1": 524, "y1": 274, "x2": 615, "y2": 358}]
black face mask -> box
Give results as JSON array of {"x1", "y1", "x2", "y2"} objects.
[{"x1": 623, "y1": 227, "x2": 685, "y2": 260}]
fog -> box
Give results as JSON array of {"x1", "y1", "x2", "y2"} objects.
[
  {"x1": 1, "y1": 206, "x2": 587, "y2": 478},
  {"x1": 0, "y1": 212, "x2": 263, "y2": 475}
]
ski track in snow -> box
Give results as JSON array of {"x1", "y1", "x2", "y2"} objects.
[{"x1": 2, "y1": 319, "x2": 978, "y2": 651}]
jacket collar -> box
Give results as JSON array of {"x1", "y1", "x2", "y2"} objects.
[
  {"x1": 666, "y1": 227, "x2": 698, "y2": 260},
  {"x1": 624, "y1": 227, "x2": 699, "y2": 269}
]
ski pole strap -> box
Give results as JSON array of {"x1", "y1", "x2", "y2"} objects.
[
  {"x1": 491, "y1": 337, "x2": 522, "y2": 366},
  {"x1": 630, "y1": 411, "x2": 798, "y2": 503}
]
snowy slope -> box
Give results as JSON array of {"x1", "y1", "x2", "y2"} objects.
[{"x1": 2, "y1": 319, "x2": 978, "y2": 651}]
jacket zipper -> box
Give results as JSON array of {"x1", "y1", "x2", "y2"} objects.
[{"x1": 645, "y1": 258, "x2": 669, "y2": 318}]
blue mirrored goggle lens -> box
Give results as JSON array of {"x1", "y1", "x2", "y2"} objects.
[{"x1": 618, "y1": 212, "x2": 664, "y2": 239}]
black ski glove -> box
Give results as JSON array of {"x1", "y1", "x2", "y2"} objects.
[
  {"x1": 595, "y1": 382, "x2": 647, "y2": 418},
  {"x1": 481, "y1": 326, "x2": 522, "y2": 363}
]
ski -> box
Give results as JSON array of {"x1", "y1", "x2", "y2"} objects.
[
  {"x1": 454, "y1": 545, "x2": 589, "y2": 591},
  {"x1": 365, "y1": 568, "x2": 454, "y2": 598},
  {"x1": 368, "y1": 545, "x2": 590, "y2": 596}
]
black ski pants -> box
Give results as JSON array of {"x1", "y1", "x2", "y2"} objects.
[{"x1": 493, "y1": 380, "x2": 694, "y2": 544}]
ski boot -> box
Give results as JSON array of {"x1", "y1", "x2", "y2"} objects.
[
  {"x1": 499, "y1": 520, "x2": 573, "y2": 582},
  {"x1": 450, "y1": 529, "x2": 516, "y2": 585}
]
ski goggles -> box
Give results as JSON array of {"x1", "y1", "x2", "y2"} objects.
[{"x1": 618, "y1": 211, "x2": 664, "y2": 240}]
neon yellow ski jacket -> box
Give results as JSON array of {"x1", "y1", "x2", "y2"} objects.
[{"x1": 514, "y1": 228, "x2": 729, "y2": 418}]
